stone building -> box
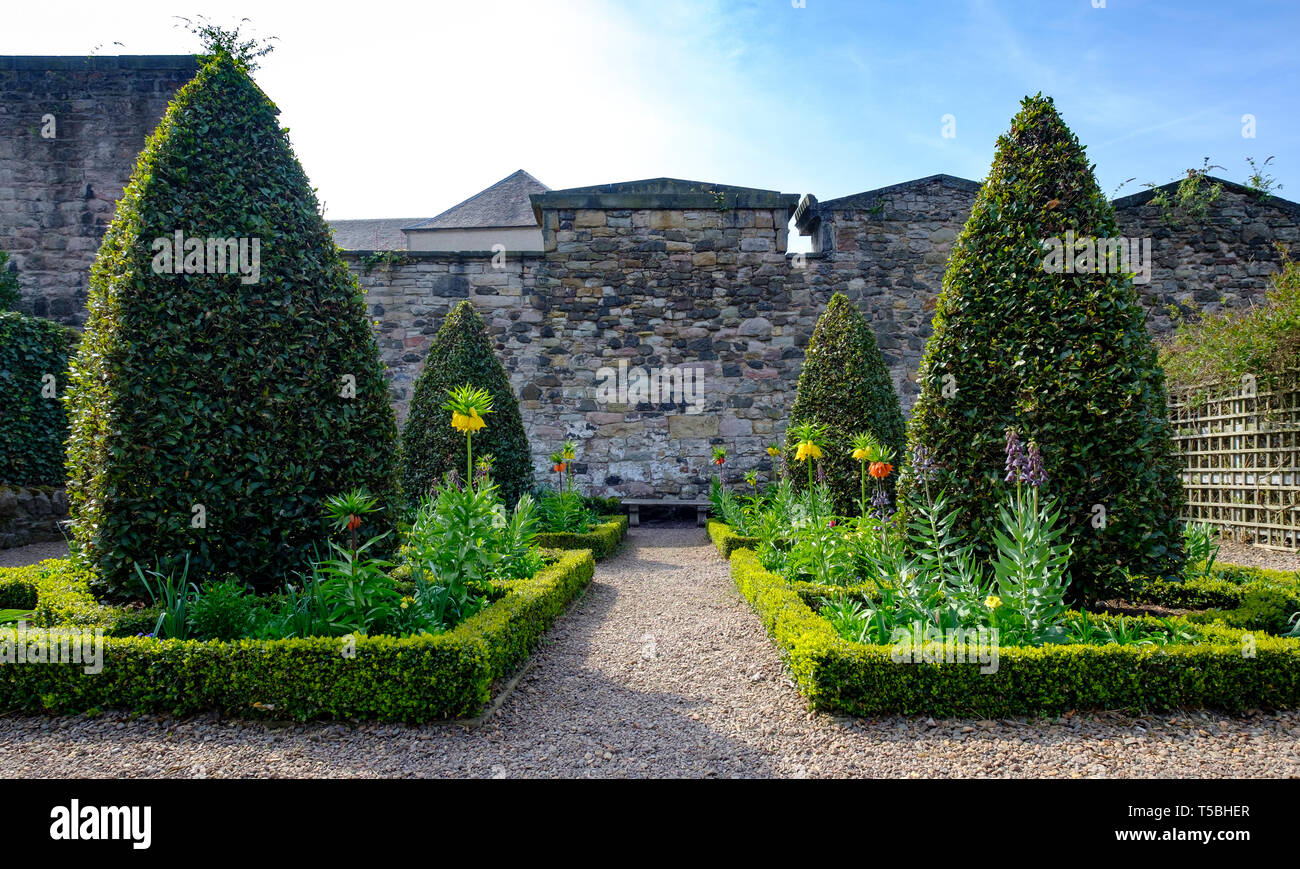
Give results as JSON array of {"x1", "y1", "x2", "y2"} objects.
[{"x1": 3, "y1": 56, "x2": 1299, "y2": 499}]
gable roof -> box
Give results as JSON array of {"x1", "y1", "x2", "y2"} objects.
[
  {"x1": 328, "y1": 217, "x2": 419, "y2": 251},
  {"x1": 406, "y1": 170, "x2": 549, "y2": 231}
]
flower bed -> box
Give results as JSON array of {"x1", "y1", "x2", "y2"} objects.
[
  {"x1": 0, "y1": 549, "x2": 594, "y2": 722},
  {"x1": 727, "y1": 547, "x2": 1300, "y2": 717},
  {"x1": 534, "y1": 515, "x2": 628, "y2": 560}
]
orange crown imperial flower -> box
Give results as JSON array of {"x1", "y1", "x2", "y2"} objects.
[{"x1": 868, "y1": 461, "x2": 893, "y2": 479}]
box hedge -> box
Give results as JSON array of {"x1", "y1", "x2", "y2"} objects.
[
  {"x1": 0, "y1": 549, "x2": 594, "y2": 722},
  {"x1": 728, "y1": 547, "x2": 1300, "y2": 716},
  {"x1": 64, "y1": 52, "x2": 398, "y2": 595},
  {"x1": 0, "y1": 312, "x2": 78, "y2": 486},
  {"x1": 534, "y1": 515, "x2": 627, "y2": 560},
  {"x1": 706, "y1": 519, "x2": 759, "y2": 559}
]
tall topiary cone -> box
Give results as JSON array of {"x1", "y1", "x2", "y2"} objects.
[
  {"x1": 786, "y1": 293, "x2": 905, "y2": 514},
  {"x1": 66, "y1": 53, "x2": 398, "y2": 595},
  {"x1": 400, "y1": 300, "x2": 534, "y2": 506},
  {"x1": 900, "y1": 94, "x2": 1184, "y2": 601}
]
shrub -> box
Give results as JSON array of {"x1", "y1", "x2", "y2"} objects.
[
  {"x1": 64, "y1": 53, "x2": 398, "y2": 595},
  {"x1": 0, "y1": 251, "x2": 19, "y2": 311},
  {"x1": 188, "y1": 579, "x2": 256, "y2": 641},
  {"x1": 900, "y1": 94, "x2": 1185, "y2": 602},
  {"x1": 0, "y1": 579, "x2": 37, "y2": 610},
  {"x1": 0, "y1": 312, "x2": 77, "y2": 485},
  {"x1": 1160, "y1": 245, "x2": 1300, "y2": 387},
  {"x1": 0, "y1": 550, "x2": 594, "y2": 722},
  {"x1": 785, "y1": 293, "x2": 904, "y2": 514},
  {"x1": 533, "y1": 515, "x2": 628, "y2": 559},
  {"x1": 400, "y1": 301, "x2": 534, "y2": 508},
  {"x1": 730, "y1": 548, "x2": 1300, "y2": 716},
  {"x1": 706, "y1": 519, "x2": 759, "y2": 559}
]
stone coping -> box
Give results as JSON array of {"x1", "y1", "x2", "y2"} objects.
[{"x1": 0, "y1": 55, "x2": 201, "y2": 71}]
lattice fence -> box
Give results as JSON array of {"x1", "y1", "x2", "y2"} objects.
[{"x1": 1168, "y1": 370, "x2": 1300, "y2": 550}]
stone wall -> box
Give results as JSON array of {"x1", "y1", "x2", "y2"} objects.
[
  {"x1": 0, "y1": 56, "x2": 199, "y2": 324},
  {"x1": 345, "y1": 176, "x2": 1298, "y2": 500},
  {"x1": 0, "y1": 486, "x2": 68, "y2": 549}
]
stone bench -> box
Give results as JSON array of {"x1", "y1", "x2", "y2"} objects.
[{"x1": 621, "y1": 498, "x2": 710, "y2": 528}]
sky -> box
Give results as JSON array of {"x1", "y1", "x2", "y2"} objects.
[{"x1": 5, "y1": 0, "x2": 1297, "y2": 245}]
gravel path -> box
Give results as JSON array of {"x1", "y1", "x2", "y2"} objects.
[
  {"x1": 0, "y1": 539, "x2": 68, "y2": 568},
  {"x1": 2, "y1": 524, "x2": 1298, "y2": 778},
  {"x1": 1216, "y1": 541, "x2": 1300, "y2": 573}
]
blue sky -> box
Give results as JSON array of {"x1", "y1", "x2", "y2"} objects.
[{"x1": 7, "y1": 0, "x2": 1297, "y2": 235}]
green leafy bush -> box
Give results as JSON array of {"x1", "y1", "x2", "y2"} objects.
[
  {"x1": 188, "y1": 579, "x2": 256, "y2": 641},
  {"x1": 0, "y1": 549, "x2": 595, "y2": 722},
  {"x1": 400, "y1": 301, "x2": 534, "y2": 508},
  {"x1": 1161, "y1": 246, "x2": 1300, "y2": 387},
  {"x1": 785, "y1": 293, "x2": 904, "y2": 514},
  {"x1": 729, "y1": 548, "x2": 1300, "y2": 716},
  {"x1": 64, "y1": 53, "x2": 397, "y2": 594},
  {"x1": 533, "y1": 515, "x2": 628, "y2": 559},
  {"x1": 900, "y1": 94, "x2": 1185, "y2": 602},
  {"x1": 0, "y1": 578, "x2": 37, "y2": 611},
  {"x1": 0, "y1": 312, "x2": 77, "y2": 485}
]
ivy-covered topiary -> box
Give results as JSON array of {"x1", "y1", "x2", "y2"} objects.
[
  {"x1": 0, "y1": 312, "x2": 77, "y2": 485},
  {"x1": 400, "y1": 301, "x2": 534, "y2": 507},
  {"x1": 900, "y1": 94, "x2": 1185, "y2": 602},
  {"x1": 65, "y1": 53, "x2": 398, "y2": 596},
  {"x1": 785, "y1": 293, "x2": 905, "y2": 513}
]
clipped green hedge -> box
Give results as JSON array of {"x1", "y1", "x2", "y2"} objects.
[
  {"x1": 706, "y1": 519, "x2": 759, "y2": 559},
  {"x1": 0, "y1": 312, "x2": 77, "y2": 486},
  {"x1": 400, "y1": 301, "x2": 534, "y2": 508},
  {"x1": 534, "y1": 515, "x2": 627, "y2": 560},
  {"x1": 1125, "y1": 561, "x2": 1300, "y2": 610},
  {"x1": 65, "y1": 53, "x2": 398, "y2": 595},
  {"x1": 785, "y1": 293, "x2": 905, "y2": 514},
  {"x1": 0, "y1": 578, "x2": 37, "y2": 610},
  {"x1": 730, "y1": 548, "x2": 1300, "y2": 716},
  {"x1": 0, "y1": 550, "x2": 594, "y2": 721},
  {"x1": 901, "y1": 94, "x2": 1185, "y2": 603}
]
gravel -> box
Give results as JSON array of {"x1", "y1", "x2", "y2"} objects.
[
  {"x1": 2, "y1": 524, "x2": 1298, "y2": 778},
  {"x1": 0, "y1": 540, "x2": 69, "y2": 568},
  {"x1": 1215, "y1": 541, "x2": 1300, "y2": 574}
]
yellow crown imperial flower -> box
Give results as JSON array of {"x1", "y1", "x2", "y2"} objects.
[
  {"x1": 795, "y1": 442, "x2": 823, "y2": 462},
  {"x1": 984, "y1": 594, "x2": 1002, "y2": 609},
  {"x1": 451, "y1": 410, "x2": 486, "y2": 432},
  {"x1": 766, "y1": 445, "x2": 781, "y2": 457},
  {"x1": 852, "y1": 447, "x2": 870, "y2": 461}
]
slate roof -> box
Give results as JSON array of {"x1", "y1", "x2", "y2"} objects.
[
  {"x1": 406, "y1": 170, "x2": 549, "y2": 231},
  {"x1": 328, "y1": 218, "x2": 419, "y2": 251}
]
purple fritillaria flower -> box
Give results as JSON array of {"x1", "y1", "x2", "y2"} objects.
[
  {"x1": 1004, "y1": 427, "x2": 1028, "y2": 483},
  {"x1": 910, "y1": 443, "x2": 939, "y2": 483},
  {"x1": 816, "y1": 461, "x2": 827, "y2": 484},
  {"x1": 869, "y1": 487, "x2": 893, "y2": 521},
  {"x1": 1024, "y1": 441, "x2": 1048, "y2": 488}
]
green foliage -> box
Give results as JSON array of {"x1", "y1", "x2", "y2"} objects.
[
  {"x1": 538, "y1": 488, "x2": 598, "y2": 534},
  {"x1": 0, "y1": 251, "x2": 19, "y2": 311},
  {"x1": 1143, "y1": 158, "x2": 1224, "y2": 227},
  {"x1": 533, "y1": 515, "x2": 628, "y2": 560},
  {"x1": 400, "y1": 301, "x2": 534, "y2": 507},
  {"x1": 0, "y1": 312, "x2": 77, "y2": 485},
  {"x1": 134, "y1": 557, "x2": 197, "y2": 639},
  {"x1": 0, "y1": 550, "x2": 594, "y2": 722},
  {"x1": 901, "y1": 94, "x2": 1185, "y2": 601},
  {"x1": 706, "y1": 519, "x2": 759, "y2": 559},
  {"x1": 988, "y1": 488, "x2": 1072, "y2": 645},
  {"x1": 188, "y1": 579, "x2": 256, "y2": 641},
  {"x1": 786, "y1": 293, "x2": 904, "y2": 513},
  {"x1": 729, "y1": 547, "x2": 1300, "y2": 716},
  {"x1": 1160, "y1": 246, "x2": 1300, "y2": 387},
  {"x1": 0, "y1": 579, "x2": 37, "y2": 610},
  {"x1": 64, "y1": 54, "x2": 397, "y2": 595},
  {"x1": 1188, "y1": 588, "x2": 1300, "y2": 635},
  {"x1": 0, "y1": 559, "x2": 157, "y2": 636},
  {"x1": 1182, "y1": 521, "x2": 1220, "y2": 577}
]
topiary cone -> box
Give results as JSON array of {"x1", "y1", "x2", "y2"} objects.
[
  {"x1": 900, "y1": 93, "x2": 1185, "y2": 601},
  {"x1": 65, "y1": 53, "x2": 398, "y2": 595}
]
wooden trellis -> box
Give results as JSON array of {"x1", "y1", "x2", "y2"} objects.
[{"x1": 1168, "y1": 369, "x2": 1300, "y2": 550}]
